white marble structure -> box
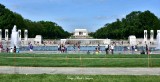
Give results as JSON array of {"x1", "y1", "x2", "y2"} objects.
[
  {"x1": 61, "y1": 39, "x2": 67, "y2": 44},
  {"x1": 103, "y1": 39, "x2": 111, "y2": 44},
  {"x1": 128, "y1": 35, "x2": 136, "y2": 46},
  {"x1": 34, "y1": 35, "x2": 42, "y2": 44},
  {"x1": 24, "y1": 30, "x2": 28, "y2": 41},
  {"x1": 24, "y1": 30, "x2": 28, "y2": 45},
  {"x1": 156, "y1": 30, "x2": 160, "y2": 49},
  {"x1": 5, "y1": 29, "x2": 8, "y2": 41},
  {"x1": 0, "y1": 29, "x2": 2, "y2": 41},
  {"x1": 144, "y1": 30, "x2": 147, "y2": 44},
  {"x1": 150, "y1": 30, "x2": 154, "y2": 42},
  {"x1": 157, "y1": 30, "x2": 160, "y2": 34},
  {"x1": 18, "y1": 30, "x2": 21, "y2": 41},
  {"x1": 74, "y1": 29, "x2": 88, "y2": 38},
  {"x1": 61, "y1": 39, "x2": 111, "y2": 45}
]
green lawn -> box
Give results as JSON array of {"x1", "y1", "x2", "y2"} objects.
[
  {"x1": 0, "y1": 53, "x2": 160, "y2": 67},
  {"x1": 0, "y1": 54, "x2": 160, "y2": 82},
  {"x1": 0, "y1": 74, "x2": 160, "y2": 82},
  {"x1": 0, "y1": 53, "x2": 159, "y2": 58}
]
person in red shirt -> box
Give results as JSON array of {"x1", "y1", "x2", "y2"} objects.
[{"x1": 0, "y1": 42, "x2": 3, "y2": 52}]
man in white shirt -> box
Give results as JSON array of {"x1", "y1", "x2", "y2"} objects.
[
  {"x1": 10, "y1": 48, "x2": 13, "y2": 53},
  {"x1": 111, "y1": 44, "x2": 114, "y2": 54}
]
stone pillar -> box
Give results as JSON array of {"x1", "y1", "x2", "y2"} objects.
[
  {"x1": 0, "y1": 29, "x2": 2, "y2": 41},
  {"x1": 150, "y1": 30, "x2": 154, "y2": 42},
  {"x1": 24, "y1": 30, "x2": 28, "y2": 41},
  {"x1": 24, "y1": 30, "x2": 28, "y2": 45},
  {"x1": 18, "y1": 29, "x2": 21, "y2": 41},
  {"x1": 5, "y1": 29, "x2": 8, "y2": 41},
  {"x1": 156, "y1": 30, "x2": 160, "y2": 49},
  {"x1": 157, "y1": 30, "x2": 160, "y2": 34},
  {"x1": 144, "y1": 30, "x2": 147, "y2": 44}
]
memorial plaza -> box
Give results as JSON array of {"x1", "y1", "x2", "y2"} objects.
[{"x1": 0, "y1": 26, "x2": 159, "y2": 55}]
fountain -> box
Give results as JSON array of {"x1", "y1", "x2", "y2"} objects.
[
  {"x1": 156, "y1": 31, "x2": 160, "y2": 49},
  {"x1": 10, "y1": 25, "x2": 19, "y2": 49}
]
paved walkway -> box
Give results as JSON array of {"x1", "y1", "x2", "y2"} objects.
[{"x1": 0, "y1": 66, "x2": 160, "y2": 75}]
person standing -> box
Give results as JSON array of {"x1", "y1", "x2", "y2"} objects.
[
  {"x1": 97, "y1": 44, "x2": 100, "y2": 51},
  {"x1": 0, "y1": 43, "x2": 3, "y2": 52},
  {"x1": 14, "y1": 45, "x2": 16, "y2": 53},
  {"x1": 58, "y1": 44, "x2": 60, "y2": 51},
  {"x1": 95, "y1": 48, "x2": 99, "y2": 54},
  {"x1": 58, "y1": 44, "x2": 62, "y2": 53},
  {"x1": 61, "y1": 44, "x2": 65, "y2": 53},
  {"x1": 111, "y1": 44, "x2": 114, "y2": 54},
  {"x1": 105, "y1": 44, "x2": 109, "y2": 54},
  {"x1": 10, "y1": 48, "x2": 13, "y2": 53},
  {"x1": 77, "y1": 44, "x2": 80, "y2": 52},
  {"x1": 6, "y1": 47, "x2": 9, "y2": 53},
  {"x1": 29, "y1": 44, "x2": 33, "y2": 52},
  {"x1": 64, "y1": 44, "x2": 67, "y2": 53},
  {"x1": 131, "y1": 45, "x2": 134, "y2": 54},
  {"x1": 146, "y1": 44, "x2": 149, "y2": 54},
  {"x1": 73, "y1": 44, "x2": 76, "y2": 52}
]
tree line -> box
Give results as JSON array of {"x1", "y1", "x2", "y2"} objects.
[
  {"x1": 0, "y1": 4, "x2": 70, "y2": 39},
  {"x1": 92, "y1": 11, "x2": 160, "y2": 39}
]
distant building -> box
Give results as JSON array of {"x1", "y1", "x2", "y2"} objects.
[{"x1": 73, "y1": 29, "x2": 88, "y2": 38}]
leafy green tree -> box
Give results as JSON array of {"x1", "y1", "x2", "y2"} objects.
[
  {"x1": 0, "y1": 4, "x2": 70, "y2": 39},
  {"x1": 93, "y1": 10, "x2": 160, "y2": 39}
]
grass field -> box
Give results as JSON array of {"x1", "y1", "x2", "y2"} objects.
[
  {"x1": 0, "y1": 53, "x2": 160, "y2": 67},
  {"x1": 0, "y1": 74, "x2": 160, "y2": 82},
  {"x1": 0, "y1": 53, "x2": 160, "y2": 82}
]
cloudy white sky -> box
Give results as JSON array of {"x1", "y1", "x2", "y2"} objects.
[{"x1": 0, "y1": 0, "x2": 160, "y2": 32}]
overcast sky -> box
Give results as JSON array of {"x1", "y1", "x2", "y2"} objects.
[{"x1": 0, "y1": 0, "x2": 160, "y2": 32}]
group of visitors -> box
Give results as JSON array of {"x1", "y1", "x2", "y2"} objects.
[
  {"x1": 131, "y1": 45, "x2": 138, "y2": 54},
  {"x1": 58, "y1": 43, "x2": 81, "y2": 53},
  {"x1": 73, "y1": 43, "x2": 80, "y2": 52},
  {"x1": 105, "y1": 44, "x2": 115, "y2": 54},
  {"x1": 131, "y1": 44, "x2": 150, "y2": 55},
  {"x1": 95, "y1": 44, "x2": 100, "y2": 54},
  {"x1": 95, "y1": 44, "x2": 115, "y2": 54},
  {"x1": 0, "y1": 42, "x2": 18, "y2": 53},
  {"x1": 58, "y1": 44, "x2": 67, "y2": 53},
  {"x1": 10, "y1": 45, "x2": 17, "y2": 53},
  {"x1": 0, "y1": 39, "x2": 152, "y2": 55},
  {"x1": 0, "y1": 43, "x2": 33, "y2": 53}
]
